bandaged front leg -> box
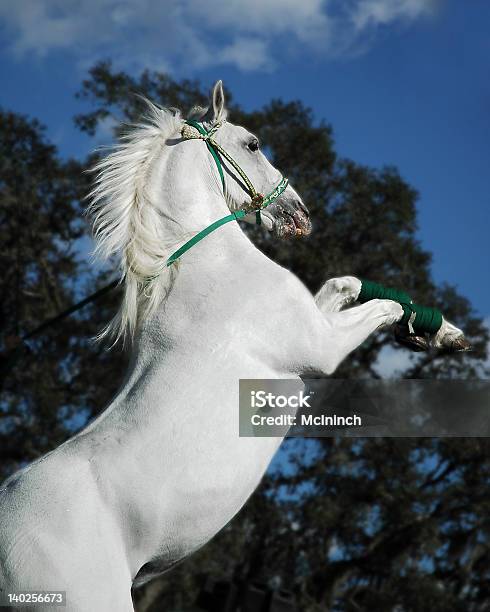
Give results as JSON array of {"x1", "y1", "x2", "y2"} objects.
[
  {"x1": 357, "y1": 279, "x2": 471, "y2": 353},
  {"x1": 358, "y1": 279, "x2": 442, "y2": 335}
]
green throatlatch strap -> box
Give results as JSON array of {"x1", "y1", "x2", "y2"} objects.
[
  {"x1": 358, "y1": 279, "x2": 443, "y2": 334},
  {"x1": 166, "y1": 210, "x2": 246, "y2": 267}
]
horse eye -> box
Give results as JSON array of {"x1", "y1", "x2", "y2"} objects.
[{"x1": 248, "y1": 139, "x2": 259, "y2": 152}]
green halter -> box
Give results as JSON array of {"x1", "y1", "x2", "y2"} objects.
[{"x1": 165, "y1": 120, "x2": 289, "y2": 267}]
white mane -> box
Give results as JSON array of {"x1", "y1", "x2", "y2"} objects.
[{"x1": 87, "y1": 100, "x2": 190, "y2": 345}]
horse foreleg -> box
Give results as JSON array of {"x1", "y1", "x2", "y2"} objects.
[
  {"x1": 315, "y1": 276, "x2": 361, "y2": 313},
  {"x1": 325, "y1": 299, "x2": 404, "y2": 370},
  {"x1": 315, "y1": 277, "x2": 471, "y2": 353},
  {"x1": 310, "y1": 277, "x2": 401, "y2": 372},
  {"x1": 307, "y1": 299, "x2": 403, "y2": 375}
]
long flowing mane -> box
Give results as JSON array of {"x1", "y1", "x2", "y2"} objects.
[{"x1": 87, "y1": 100, "x2": 189, "y2": 345}]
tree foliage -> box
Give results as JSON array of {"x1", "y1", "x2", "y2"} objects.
[
  {"x1": 0, "y1": 109, "x2": 127, "y2": 477},
  {"x1": 1, "y1": 62, "x2": 488, "y2": 610}
]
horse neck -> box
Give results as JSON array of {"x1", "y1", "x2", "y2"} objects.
[
  {"x1": 142, "y1": 139, "x2": 257, "y2": 330},
  {"x1": 154, "y1": 137, "x2": 234, "y2": 240},
  {"x1": 115, "y1": 142, "x2": 258, "y2": 388},
  {"x1": 138, "y1": 209, "x2": 255, "y2": 352}
]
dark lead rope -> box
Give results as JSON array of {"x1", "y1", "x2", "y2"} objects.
[
  {"x1": 22, "y1": 280, "x2": 119, "y2": 342},
  {"x1": 0, "y1": 280, "x2": 118, "y2": 382}
]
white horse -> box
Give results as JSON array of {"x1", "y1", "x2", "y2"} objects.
[{"x1": 0, "y1": 81, "x2": 468, "y2": 611}]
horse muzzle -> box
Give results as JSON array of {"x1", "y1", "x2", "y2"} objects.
[{"x1": 266, "y1": 198, "x2": 312, "y2": 239}]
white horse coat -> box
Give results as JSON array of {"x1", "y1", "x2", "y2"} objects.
[{"x1": 0, "y1": 82, "x2": 465, "y2": 611}]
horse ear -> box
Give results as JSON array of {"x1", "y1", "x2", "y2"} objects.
[{"x1": 212, "y1": 80, "x2": 226, "y2": 122}]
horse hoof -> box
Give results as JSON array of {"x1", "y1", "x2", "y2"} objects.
[
  {"x1": 449, "y1": 336, "x2": 472, "y2": 352},
  {"x1": 394, "y1": 325, "x2": 429, "y2": 352}
]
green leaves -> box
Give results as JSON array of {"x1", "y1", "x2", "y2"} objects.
[{"x1": 0, "y1": 110, "x2": 125, "y2": 476}]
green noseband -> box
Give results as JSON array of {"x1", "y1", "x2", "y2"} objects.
[{"x1": 165, "y1": 120, "x2": 289, "y2": 267}]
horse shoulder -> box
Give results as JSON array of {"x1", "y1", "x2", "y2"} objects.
[{"x1": 0, "y1": 447, "x2": 108, "y2": 549}]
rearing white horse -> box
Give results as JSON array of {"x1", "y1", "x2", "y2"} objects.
[{"x1": 0, "y1": 82, "x2": 468, "y2": 611}]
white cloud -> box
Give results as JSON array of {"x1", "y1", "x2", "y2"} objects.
[
  {"x1": 218, "y1": 37, "x2": 273, "y2": 72},
  {"x1": 0, "y1": 0, "x2": 440, "y2": 73},
  {"x1": 193, "y1": 0, "x2": 331, "y2": 43},
  {"x1": 351, "y1": 0, "x2": 437, "y2": 31}
]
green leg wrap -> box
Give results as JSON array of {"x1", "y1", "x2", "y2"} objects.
[{"x1": 358, "y1": 279, "x2": 442, "y2": 334}]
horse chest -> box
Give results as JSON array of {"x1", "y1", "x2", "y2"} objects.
[{"x1": 129, "y1": 435, "x2": 280, "y2": 586}]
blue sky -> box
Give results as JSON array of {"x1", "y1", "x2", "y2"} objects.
[{"x1": 0, "y1": 0, "x2": 488, "y2": 320}]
